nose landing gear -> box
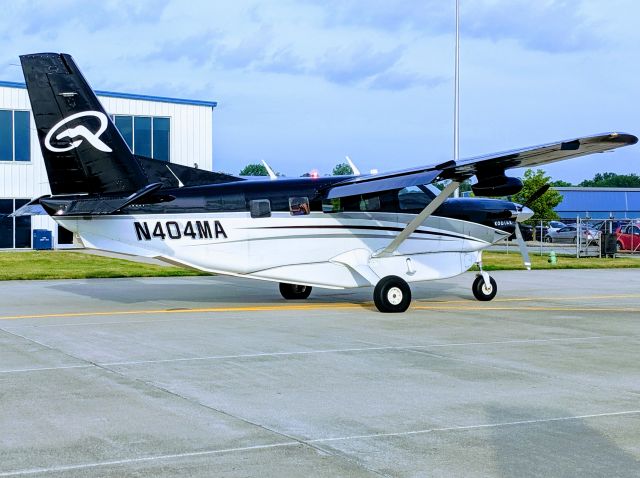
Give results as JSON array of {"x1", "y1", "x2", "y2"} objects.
[{"x1": 472, "y1": 273, "x2": 497, "y2": 301}]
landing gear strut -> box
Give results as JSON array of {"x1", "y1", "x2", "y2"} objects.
[
  {"x1": 373, "y1": 275, "x2": 412, "y2": 313},
  {"x1": 279, "y1": 283, "x2": 312, "y2": 300}
]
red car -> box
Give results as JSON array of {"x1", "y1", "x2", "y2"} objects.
[{"x1": 616, "y1": 224, "x2": 640, "y2": 251}]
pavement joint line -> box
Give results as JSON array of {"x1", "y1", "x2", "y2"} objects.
[
  {"x1": 0, "y1": 442, "x2": 301, "y2": 477},
  {"x1": 0, "y1": 364, "x2": 92, "y2": 374},
  {"x1": 99, "y1": 336, "x2": 622, "y2": 366},
  {"x1": 0, "y1": 303, "x2": 367, "y2": 321},
  {"x1": 3, "y1": 411, "x2": 639, "y2": 477},
  {"x1": 417, "y1": 293, "x2": 640, "y2": 304},
  {"x1": 0, "y1": 327, "x2": 371, "y2": 477},
  {"x1": 413, "y1": 306, "x2": 640, "y2": 312},
  {"x1": 306, "y1": 410, "x2": 640, "y2": 443}
]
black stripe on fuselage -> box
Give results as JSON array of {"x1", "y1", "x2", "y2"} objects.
[{"x1": 244, "y1": 224, "x2": 478, "y2": 242}]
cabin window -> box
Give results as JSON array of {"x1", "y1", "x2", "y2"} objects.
[
  {"x1": 289, "y1": 197, "x2": 310, "y2": 216},
  {"x1": 205, "y1": 193, "x2": 245, "y2": 212},
  {"x1": 360, "y1": 195, "x2": 380, "y2": 211},
  {"x1": 322, "y1": 198, "x2": 342, "y2": 213},
  {"x1": 250, "y1": 199, "x2": 271, "y2": 218}
]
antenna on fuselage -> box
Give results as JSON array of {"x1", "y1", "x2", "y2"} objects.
[
  {"x1": 165, "y1": 165, "x2": 184, "y2": 188},
  {"x1": 345, "y1": 156, "x2": 361, "y2": 176},
  {"x1": 261, "y1": 159, "x2": 278, "y2": 180}
]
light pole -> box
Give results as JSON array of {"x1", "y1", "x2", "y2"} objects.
[{"x1": 453, "y1": 0, "x2": 460, "y2": 198}]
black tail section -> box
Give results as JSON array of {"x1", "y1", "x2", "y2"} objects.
[{"x1": 20, "y1": 53, "x2": 149, "y2": 196}]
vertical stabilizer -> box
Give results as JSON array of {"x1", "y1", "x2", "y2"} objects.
[{"x1": 20, "y1": 53, "x2": 149, "y2": 196}]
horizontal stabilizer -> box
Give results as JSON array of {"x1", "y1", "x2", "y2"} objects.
[
  {"x1": 10, "y1": 197, "x2": 48, "y2": 217},
  {"x1": 39, "y1": 182, "x2": 163, "y2": 216}
]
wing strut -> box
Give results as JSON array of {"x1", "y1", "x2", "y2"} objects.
[{"x1": 374, "y1": 181, "x2": 460, "y2": 258}]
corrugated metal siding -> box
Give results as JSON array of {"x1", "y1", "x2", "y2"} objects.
[
  {"x1": 555, "y1": 189, "x2": 640, "y2": 219},
  {"x1": 0, "y1": 85, "x2": 213, "y2": 199},
  {"x1": 0, "y1": 84, "x2": 214, "y2": 247}
]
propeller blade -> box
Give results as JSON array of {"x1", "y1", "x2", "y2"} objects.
[
  {"x1": 523, "y1": 184, "x2": 550, "y2": 208},
  {"x1": 514, "y1": 223, "x2": 532, "y2": 271}
]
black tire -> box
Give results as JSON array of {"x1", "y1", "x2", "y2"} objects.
[
  {"x1": 617, "y1": 241, "x2": 624, "y2": 251},
  {"x1": 373, "y1": 275, "x2": 411, "y2": 313},
  {"x1": 279, "y1": 283, "x2": 312, "y2": 300},
  {"x1": 472, "y1": 275, "x2": 497, "y2": 301},
  {"x1": 544, "y1": 236, "x2": 552, "y2": 243}
]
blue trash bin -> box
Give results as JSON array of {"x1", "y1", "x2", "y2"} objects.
[{"x1": 33, "y1": 229, "x2": 52, "y2": 250}]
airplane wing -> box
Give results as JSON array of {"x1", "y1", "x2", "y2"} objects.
[
  {"x1": 324, "y1": 132, "x2": 637, "y2": 199},
  {"x1": 441, "y1": 132, "x2": 637, "y2": 180}
]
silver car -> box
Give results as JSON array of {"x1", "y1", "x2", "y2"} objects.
[{"x1": 545, "y1": 225, "x2": 599, "y2": 244}]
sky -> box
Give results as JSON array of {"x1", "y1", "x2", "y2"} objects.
[{"x1": 1, "y1": 0, "x2": 639, "y2": 182}]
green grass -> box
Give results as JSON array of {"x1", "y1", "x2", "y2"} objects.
[
  {"x1": 0, "y1": 251, "x2": 207, "y2": 280},
  {"x1": 1, "y1": 249, "x2": 638, "y2": 281},
  {"x1": 474, "y1": 251, "x2": 640, "y2": 271}
]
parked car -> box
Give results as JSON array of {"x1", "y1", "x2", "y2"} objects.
[
  {"x1": 616, "y1": 224, "x2": 640, "y2": 251},
  {"x1": 544, "y1": 225, "x2": 599, "y2": 243},
  {"x1": 534, "y1": 220, "x2": 567, "y2": 241}
]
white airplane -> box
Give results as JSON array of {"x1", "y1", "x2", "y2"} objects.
[{"x1": 16, "y1": 53, "x2": 638, "y2": 312}]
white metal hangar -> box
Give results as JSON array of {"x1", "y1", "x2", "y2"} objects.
[{"x1": 0, "y1": 80, "x2": 217, "y2": 249}]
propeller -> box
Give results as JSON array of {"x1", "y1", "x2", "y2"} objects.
[
  {"x1": 523, "y1": 184, "x2": 550, "y2": 208},
  {"x1": 513, "y1": 184, "x2": 551, "y2": 270}
]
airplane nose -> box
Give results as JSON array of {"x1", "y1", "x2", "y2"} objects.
[{"x1": 516, "y1": 205, "x2": 534, "y2": 222}]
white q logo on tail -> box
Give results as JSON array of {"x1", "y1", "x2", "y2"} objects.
[{"x1": 44, "y1": 111, "x2": 113, "y2": 153}]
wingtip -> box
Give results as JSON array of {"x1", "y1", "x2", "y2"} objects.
[{"x1": 608, "y1": 132, "x2": 638, "y2": 145}]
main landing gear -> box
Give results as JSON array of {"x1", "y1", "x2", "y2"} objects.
[
  {"x1": 279, "y1": 282, "x2": 312, "y2": 300},
  {"x1": 373, "y1": 275, "x2": 412, "y2": 313}
]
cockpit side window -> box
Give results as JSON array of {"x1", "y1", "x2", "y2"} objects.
[
  {"x1": 398, "y1": 185, "x2": 436, "y2": 211},
  {"x1": 250, "y1": 199, "x2": 271, "y2": 218}
]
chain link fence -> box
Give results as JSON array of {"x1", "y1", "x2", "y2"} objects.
[{"x1": 494, "y1": 218, "x2": 640, "y2": 258}]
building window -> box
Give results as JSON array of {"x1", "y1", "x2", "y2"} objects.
[
  {"x1": 0, "y1": 199, "x2": 31, "y2": 249},
  {"x1": 113, "y1": 115, "x2": 170, "y2": 161},
  {"x1": 0, "y1": 110, "x2": 30, "y2": 162}
]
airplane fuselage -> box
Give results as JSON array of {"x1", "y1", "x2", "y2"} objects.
[{"x1": 56, "y1": 177, "x2": 515, "y2": 289}]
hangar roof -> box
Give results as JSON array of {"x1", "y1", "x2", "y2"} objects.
[
  {"x1": 554, "y1": 187, "x2": 640, "y2": 218},
  {"x1": 0, "y1": 80, "x2": 217, "y2": 108}
]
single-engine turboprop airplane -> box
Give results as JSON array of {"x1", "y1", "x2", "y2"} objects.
[{"x1": 16, "y1": 53, "x2": 638, "y2": 312}]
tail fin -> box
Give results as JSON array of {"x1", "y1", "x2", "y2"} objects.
[{"x1": 20, "y1": 53, "x2": 149, "y2": 196}]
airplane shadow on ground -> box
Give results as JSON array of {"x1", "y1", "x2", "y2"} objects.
[
  {"x1": 482, "y1": 405, "x2": 639, "y2": 478},
  {"x1": 45, "y1": 276, "x2": 469, "y2": 306}
]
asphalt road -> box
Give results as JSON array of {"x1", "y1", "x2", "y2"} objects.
[{"x1": 1, "y1": 270, "x2": 639, "y2": 477}]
